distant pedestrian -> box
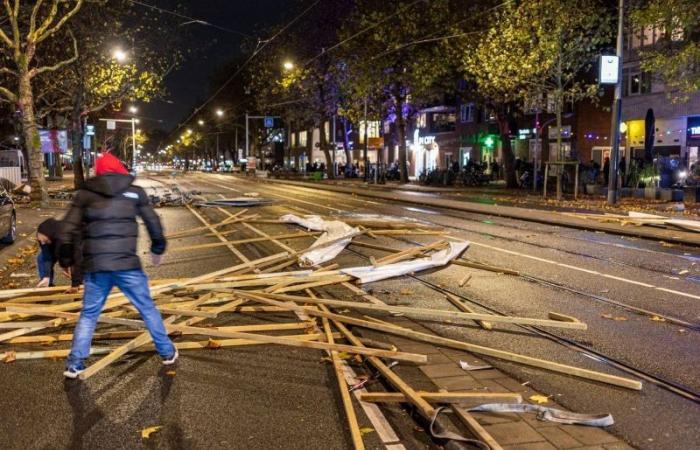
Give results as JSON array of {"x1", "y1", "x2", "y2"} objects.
[
  {"x1": 35, "y1": 218, "x2": 82, "y2": 289},
  {"x1": 603, "y1": 156, "x2": 610, "y2": 185},
  {"x1": 59, "y1": 152, "x2": 177, "y2": 379}
]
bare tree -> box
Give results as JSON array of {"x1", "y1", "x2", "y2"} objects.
[{"x1": 0, "y1": 0, "x2": 84, "y2": 203}]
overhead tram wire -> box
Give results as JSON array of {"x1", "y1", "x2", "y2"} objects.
[
  {"x1": 126, "y1": 0, "x2": 252, "y2": 37},
  {"x1": 169, "y1": 0, "x2": 322, "y2": 138}
]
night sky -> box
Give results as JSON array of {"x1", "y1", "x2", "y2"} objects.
[{"x1": 140, "y1": 0, "x2": 291, "y2": 130}]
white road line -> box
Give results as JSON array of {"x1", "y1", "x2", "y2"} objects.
[{"x1": 470, "y1": 241, "x2": 700, "y2": 300}]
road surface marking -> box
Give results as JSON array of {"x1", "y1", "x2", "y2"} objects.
[{"x1": 470, "y1": 241, "x2": 700, "y2": 300}]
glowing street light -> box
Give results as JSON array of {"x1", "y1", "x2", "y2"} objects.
[
  {"x1": 283, "y1": 60, "x2": 295, "y2": 71},
  {"x1": 129, "y1": 105, "x2": 138, "y2": 114},
  {"x1": 198, "y1": 119, "x2": 205, "y2": 126},
  {"x1": 216, "y1": 109, "x2": 224, "y2": 118},
  {"x1": 112, "y1": 48, "x2": 128, "y2": 62},
  {"x1": 187, "y1": 129, "x2": 193, "y2": 135}
]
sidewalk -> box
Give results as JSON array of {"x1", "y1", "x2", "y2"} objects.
[
  {"x1": 358, "y1": 320, "x2": 635, "y2": 450},
  {"x1": 254, "y1": 176, "x2": 700, "y2": 247}
]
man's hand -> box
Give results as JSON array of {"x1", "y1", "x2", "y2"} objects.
[
  {"x1": 151, "y1": 253, "x2": 163, "y2": 267},
  {"x1": 37, "y1": 277, "x2": 50, "y2": 288}
]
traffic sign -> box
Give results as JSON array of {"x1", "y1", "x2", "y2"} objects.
[{"x1": 264, "y1": 116, "x2": 274, "y2": 128}]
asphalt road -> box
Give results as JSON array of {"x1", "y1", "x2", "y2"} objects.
[
  {"x1": 1, "y1": 172, "x2": 698, "y2": 449},
  {"x1": 183, "y1": 172, "x2": 700, "y2": 450}
]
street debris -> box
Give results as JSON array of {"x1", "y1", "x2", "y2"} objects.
[
  {"x1": 563, "y1": 211, "x2": 700, "y2": 233},
  {"x1": 468, "y1": 403, "x2": 614, "y2": 427},
  {"x1": 196, "y1": 198, "x2": 275, "y2": 208},
  {"x1": 140, "y1": 426, "x2": 163, "y2": 439},
  {"x1": 0, "y1": 206, "x2": 633, "y2": 450},
  {"x1": 459, "y1": 360, "x2": 492, "y2": 371}
]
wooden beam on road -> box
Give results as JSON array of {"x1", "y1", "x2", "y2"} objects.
[
  {"x1": 166, "y1": 323, "x2": 427, "y2": 363},
  {"x1": 245, "y1": 291, "x2": 587, "y2": 330},
  {"x1": 324, "y1": 304, "x2": 437, "y2": 420},
  {"x1": 358, "y1": 392, "x2": 522, "y2": 404},
  {"x1": 444, "y1": 292, "x2": 492, "y2": 330},
  {"x1": 239, "y1": 293, "x2": 642, "y2": 390},
  {"x1": 321, "y1": 309, "x2": 365, "y2": 450}
]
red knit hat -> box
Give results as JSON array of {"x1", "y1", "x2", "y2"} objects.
[{"x1": 96, "y1": 152, "x2": 128, "y2": 176}]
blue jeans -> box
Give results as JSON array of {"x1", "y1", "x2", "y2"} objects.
[
  {"x1": 66, "y1": 269, "x2": 175, "y2": 369},
  {"x1": 36, "y1": 252, "x2": 55, "y2": 286}
]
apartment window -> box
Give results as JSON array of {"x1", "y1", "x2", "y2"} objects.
[
  {"x1": 299, "y1": 130, "x2": 308, "y2": 147},
  {"x1": 417, "y1": 113, "x2": 427, "y2": 129},
  {"x1": 628, "y1": 71, "x2": 652, "y2": 96},
  {"x1": 430, "y1": 113, "x2": 456, "y2": 133},
  {"x1": 460, "y1": 103, "x2": 475, "y2": 123},
  {"x1": 291, "y1": 132, "x2": 296, "y2": 147}
]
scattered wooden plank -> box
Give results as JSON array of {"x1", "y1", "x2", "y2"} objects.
[
  {"x1": 241, "y1": 294, "x2": 641, "y2": 390},
  {"x1": 325, "y1": 305, "x2": 437, "y2": 420},
  {"x1": 451, "y1": 405, "x2": 504, "y2": 450},
  {"x1": 359, "y1": 392, "x2": 522, "y2": 404},
  {"x1": 321, "y1": 315, "x2": 365, "y2": 450},
  {"x1": 246, "y1": 291, "x2": 587, "y2": 330},
  {"x1": 79, "y1": 315, "x2": 179, "y2": 380},
  {"x1": 444, "y1": 292, "x2": 492, "y2": 330},
  {"x1": 166, "y1": 323, "x2": 427, "y2": 363}
]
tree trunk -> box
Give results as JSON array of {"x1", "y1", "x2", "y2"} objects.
[
  {"x1": 319, "y1": 119, "x2": 335, "y2": 179},
  {"x1": 342, "y1": 118, "x2": 352, "y2": 170},
  {"x1": 497, "y1": 114, "x2": 518, "y2": 188},
  {"x1": 70, "y1": 102, "x2": 85, "y2": 189},
  {"x1": 18, "y1": 71, "x2": 47, "y2": 204},
  {"x1": 396, "y1": 100, "x2": 409, "y2": 184}
]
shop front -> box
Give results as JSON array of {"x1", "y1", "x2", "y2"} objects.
[{"x1": 410, "y1": 130, "x2": 439, "y2": 179}]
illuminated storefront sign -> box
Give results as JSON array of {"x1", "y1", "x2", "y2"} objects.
[{"x1": 418, "y1": 135, "x2": 436, "y2": 145}]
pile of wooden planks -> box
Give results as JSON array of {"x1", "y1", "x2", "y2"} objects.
[{"x1": 0, "y1": 210, "x2": 642, "y2": 449}]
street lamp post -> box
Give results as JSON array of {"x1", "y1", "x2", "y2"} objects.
[{"x1": 607, "y1": 0, "x2": 625, "y2": 205}]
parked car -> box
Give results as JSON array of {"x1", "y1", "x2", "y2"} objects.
[{"x1": 0, "y1": 184, "x2": 15, "y2": 244}]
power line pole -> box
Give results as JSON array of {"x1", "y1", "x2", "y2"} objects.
[{"x1": 607, "y1": 0, "x2": 625, "y2": 205}]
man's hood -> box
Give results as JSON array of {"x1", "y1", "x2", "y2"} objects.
[{"x1": 84, "y1": 173, "x2": 135, "y2": 197}]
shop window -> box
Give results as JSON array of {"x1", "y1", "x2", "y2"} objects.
[
  {"x1": 417, "y1": 113, "x2": 427, "y2": 129},
  {"x1": 291, "y1": 132, "x2": 296, "y2": 147},
  {"x1": 299, "y1": 130, "x2": 307, "y2": 147},
  {"x1": 359, "y1": 120, "x2": 380, "y2": 144},
  {"x1": 460, "y1": 103, "x2": 475, "y2": 123}
]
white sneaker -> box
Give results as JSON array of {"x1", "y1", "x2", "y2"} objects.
[
  {"x1": 162, "y1": 349, "x2": 179, "y2": 365},
  {"x1": 63, "y1": 366, "x2": 85, "y2": 379}
]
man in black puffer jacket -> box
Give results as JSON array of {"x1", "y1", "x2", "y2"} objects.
[{"x1": 59, "y1": 152, "x2": 177, "y2": 379}]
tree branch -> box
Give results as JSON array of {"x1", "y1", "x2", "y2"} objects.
[
  {"x1": 29, "y1": 0, "x2": 47, "y2": 37},
  {"x1": 30, "y1": 30, "x2": 78, "y2": 77},
  {"x1": 31, "y1": 0, "x2": 59, "y2": 41},
  {"x1": 0, "y1": 84, "x2": 17, "y2": 102},
  {"x1": 35, "y1": 0, "x2": 84, "y2": 44},
  {"x1": 0, "y1": 66, "x2": 16, "y2": 76}
]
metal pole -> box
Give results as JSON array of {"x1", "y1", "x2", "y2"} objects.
[
  {"x1": 607, "y1": 0, "x2": 624, "y2": 205},
  {"x1": 245, "y1": 113, "x2": 249, "y2": 159},
  {"x1": 131, "y1": 117, "x2": 137, "y2": 171},
  {"x1": 363, "y1": 97, "x2": 369, "y2": 181},
  {"x1": 235, "y1": 127, "x2": 238, "y2": 163},
  {"x1": 332, "y1": 114, "x2": 337, "y2": 176},
  {"x1": 533, "y1": 111, "x2": 539, "y2": 192},
  {"x1": 216, "y1": 132, "x2": 220, "y2": 169}
]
